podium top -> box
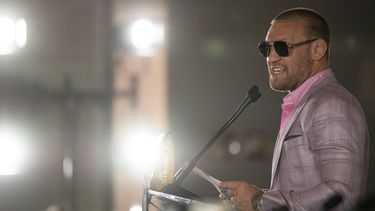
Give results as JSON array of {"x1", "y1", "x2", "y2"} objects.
[{"x1": 148, "y1": 189, "x2": 208, "y2": 206}]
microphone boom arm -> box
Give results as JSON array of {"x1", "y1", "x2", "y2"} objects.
[{"x1": 172, "y1": 85, "x2": 261, "y2": 185}]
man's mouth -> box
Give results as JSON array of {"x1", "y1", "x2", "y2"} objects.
[{"x1": 271, "y1": 66, "x2": 286, "y2": 75}]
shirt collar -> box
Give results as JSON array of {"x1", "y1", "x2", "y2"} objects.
[{"x1": 282, "y1": 68, "x2": 331, "y2": 109}]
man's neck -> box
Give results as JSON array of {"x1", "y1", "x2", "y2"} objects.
[{"x1": 309, "y1": 61, "x2": 329, "y2": 79}]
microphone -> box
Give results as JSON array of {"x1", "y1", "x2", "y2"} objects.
[
  {"x1": 271, "y1": 193, "x2": 342, "y2": 211},
  {"x1": 273, "y1": 206, "x2": 289, "y2": 211},
  {"x1": 162, "y1": 85, "x2": 261, "y2": 198},
  {"x1": 323, "y1": 193, "x2": 342, "y2": 210}
]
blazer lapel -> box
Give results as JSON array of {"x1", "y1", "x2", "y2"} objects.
[{"x1": 270, "y1": 102, "x2": 306, "y2": 188}]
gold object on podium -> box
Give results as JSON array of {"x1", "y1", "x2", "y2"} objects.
[{"x1": 150, "y1": 134, "x2": 174, "y2": 191}]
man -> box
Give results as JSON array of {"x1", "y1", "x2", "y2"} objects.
[{"x1": 220, "y1": 7, "x2": 369, "y2": 211}]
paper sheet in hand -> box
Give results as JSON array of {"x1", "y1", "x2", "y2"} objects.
[{"x1": 192, "y1": 167, "x2": 232, "y2": 199}]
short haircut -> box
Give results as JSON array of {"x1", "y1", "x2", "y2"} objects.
[{"x1": 272, "y1": 7, "x2": 330, "y2": 57}]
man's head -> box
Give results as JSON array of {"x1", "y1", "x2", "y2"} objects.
[{"x1": 261, "y1": 7, "x2": 330, "y2": 92}]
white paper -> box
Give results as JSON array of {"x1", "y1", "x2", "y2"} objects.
[
  {"x1": 192, "y1": 166, "x2": 232, "y2": 199},
  {"x1": 192, "y1": 166, "x2": 221, "y2": 191}
]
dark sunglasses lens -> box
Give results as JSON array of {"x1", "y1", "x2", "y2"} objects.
[
  {"x1": 258, "y1": 42, "x2": 270, "y2": 57},
  {"x1": 274, "y1": 41, "x2": 289, "y2": 57}
]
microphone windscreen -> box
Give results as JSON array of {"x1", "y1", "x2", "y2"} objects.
[{"x1": 247, "y1": 85, "x2": 259, "y2": 97}]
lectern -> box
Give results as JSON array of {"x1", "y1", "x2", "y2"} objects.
[{"x1": 143, "y1": 188, "x2": 219, "y2": 211}]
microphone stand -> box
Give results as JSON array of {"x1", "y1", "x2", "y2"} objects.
[{"x1": 162, "y1": 85, "x2": 261, "y2": 198}]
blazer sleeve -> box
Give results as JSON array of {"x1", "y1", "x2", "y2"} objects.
[{"x1": 263, "y1": 92, "x2": 369, "y2": 211}]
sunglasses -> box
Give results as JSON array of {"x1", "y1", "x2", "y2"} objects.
[{"x1": 258, "y1": 38, "x2": 318, "y2": 57}]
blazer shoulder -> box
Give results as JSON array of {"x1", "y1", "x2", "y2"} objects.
[
  {"x1": 306, "y1": 81, "x2": 367, "y2": 121},
  {"x1": 309, "y1": 80, "x2": 359, "y2": 105}
]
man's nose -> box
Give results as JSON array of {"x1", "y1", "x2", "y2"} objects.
[{"x1": 267, "y1": 46, "x2": 281, "y2": 62}]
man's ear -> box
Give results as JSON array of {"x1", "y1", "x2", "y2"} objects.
[{"x1": 311, "y1": 39, "x2": 327, "y2": 61}]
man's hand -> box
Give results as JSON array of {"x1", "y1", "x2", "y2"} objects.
[{"x1": 219, "y1": 181, "x2": 263, "y2": 211}]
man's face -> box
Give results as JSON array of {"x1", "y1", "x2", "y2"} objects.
[{"x1": 265, "y1": 20, "x2": 314, "y2": 92}]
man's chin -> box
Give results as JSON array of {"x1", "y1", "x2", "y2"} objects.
[{"x1": 270, "y1": 82, "x2": 289, "y2": 92}]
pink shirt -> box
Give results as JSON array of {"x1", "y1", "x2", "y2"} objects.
[{"x1": 279, "y1": 69, "x2": 331, "y2": 133}]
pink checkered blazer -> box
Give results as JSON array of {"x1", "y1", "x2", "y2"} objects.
[{"x1": 263, "y1": 71, "x2": 369, "y2": 211}]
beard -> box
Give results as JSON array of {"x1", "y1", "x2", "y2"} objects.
[
  {"x1": 268, "y1": 62, "x2": 313, "y2": 92},
  {"x1": 268, "y1": 71, "x2": 309, "y2": 92},
  {"x1": 269, "y1": 75, "x2": 296, "y2": 92}
]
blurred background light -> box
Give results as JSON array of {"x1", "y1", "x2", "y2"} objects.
[
  {"x1": 346, "y1": 36, "x2": 358, "y2": 51},
  {"x1": 204, "y1": 37, "x2": 230, "y2": 60},
  {"x1": 63, "y1": 157, "x2": 74, "y2": 179},
  {"x1": 128, "y1": 18, "x2": 164, "y2": 56},
  {"x1": 0, "y1": 126, "x2": 28, "y2": 175},
  {"x1": 117, "y1": 127, "x2": 164, "y2": 173},
  {"x1": 16, "y1": 18, "x2": 27, "y2": 48},
  {"x1": 0, "y1": 16, "x2": 27, "y2": 55},
  {"x1": 129, "y1": 204, "x2": 142, "y2": 211},
  {"x1": 228, "y1": 140, "x2": 241, "y2": 155}
]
